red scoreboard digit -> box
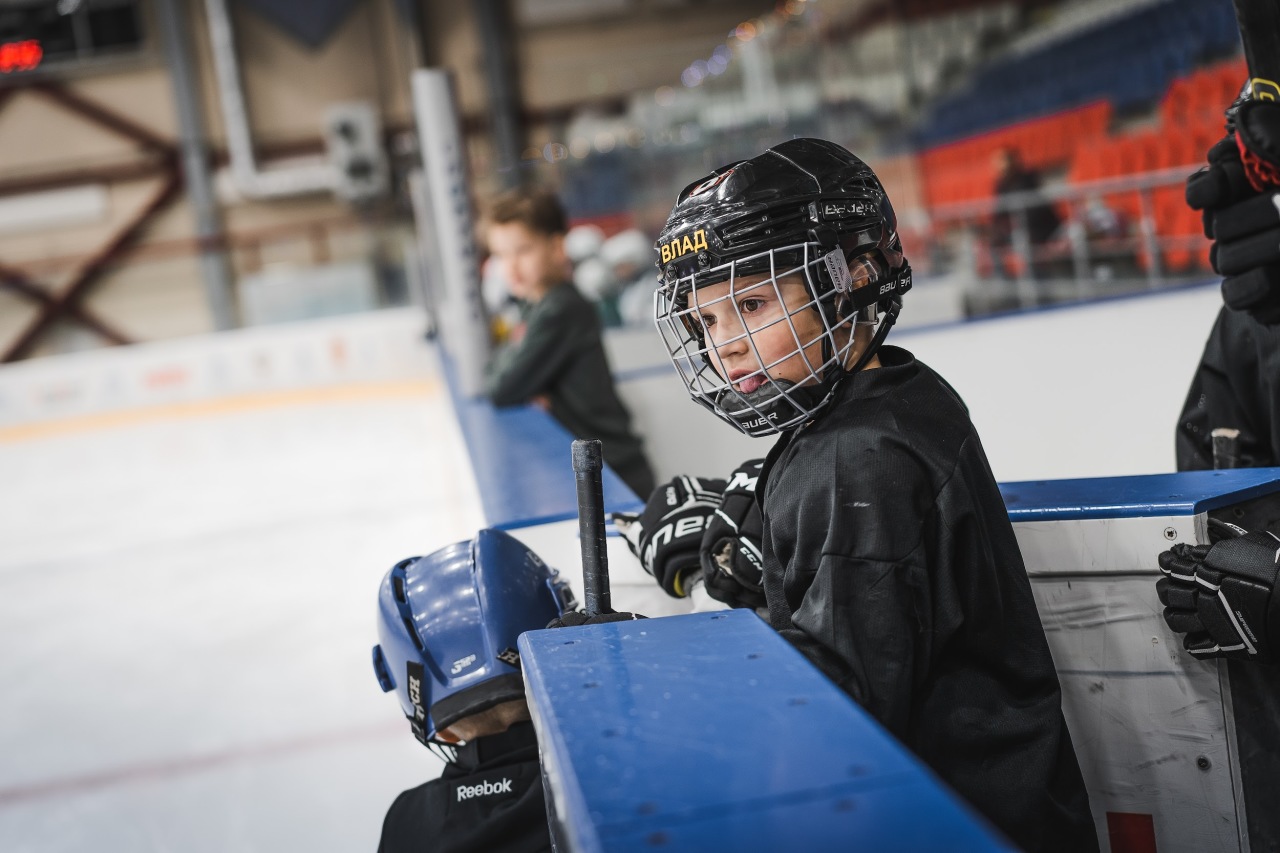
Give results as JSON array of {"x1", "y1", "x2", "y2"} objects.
[{"x1": 0, "y1": 40, "x2": 43, "y2": 74}]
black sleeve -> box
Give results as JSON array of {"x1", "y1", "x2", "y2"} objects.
[
  {"x1": 777, "y1": 550, "x2": 925, "y2": 738},
  {"x1": 772, "y1": 437, "x2": 933, "y2": 740},
  {"x1": 485, "y1": 296, "x2": 580, "y2": 406},
  {"x1": 1176, "y1": 307, "x2": 1273, "y2": 470}
]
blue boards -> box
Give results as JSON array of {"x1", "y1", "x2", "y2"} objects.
[
  {"x1": 519, "y1": 610, "x2": 1012, "y2": 853},
  {"x1": 1000, "y1": 467, "x2": 1280, "y2": 521},
  {"x1": 441, "y1": 352, "x2": 642, "y2": 530}
]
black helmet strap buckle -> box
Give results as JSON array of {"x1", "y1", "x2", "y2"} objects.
[{"x1": 839, "y1": 261, "x2": 912, "y2": 314}]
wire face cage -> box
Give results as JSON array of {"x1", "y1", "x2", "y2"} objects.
[{"x1": 654, "y1": 241, "x2": 885, "y2": 437}]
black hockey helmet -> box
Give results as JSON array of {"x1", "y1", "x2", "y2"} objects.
[{"x1": 653, "y1": 138, "x2": 911, "y2": 436}]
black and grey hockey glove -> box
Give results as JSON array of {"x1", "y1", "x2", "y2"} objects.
[
  {"x1": 700, "y1": 459, "x2": 767, "y2": 610},
  {"x1": 547, "y1": 610, "x2": 647, "y2": 628},
  {"x1": 1156, "y1": 522, "x2": 1280, "y2": 663},
  {"x1": 612, "y1": 474, "x2": 725, "y2": 597},
  {"x1": 1185, "y1": 98, "x2": 1280, "y2": 324}
]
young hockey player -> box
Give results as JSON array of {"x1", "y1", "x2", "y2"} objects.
[
  {"x1": 484, "y1": 187, "x2": 655, "y2": 499},
  {"x1": 1177, "y1": 86, "x2": 1280, "y2": 476},
  {"x1": 636, "y1": 138, "x2": 1098, "y2": 852},
  {"x1": 1162, "y1": 84, "x2": 1280, "y2": 660},
  {"x1": 371, "y1": 528, "x2": 575, "y2": 853},
  {"x1": 1158, "y1": 89, "x2": 1280, "y2": 850}
]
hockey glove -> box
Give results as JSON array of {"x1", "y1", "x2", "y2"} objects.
[
  {"x1": 1185, "y1": 99, "x2": 1280, "y2": 324},
  {"x1": 547, "y1": 610, "x2": 647, "y2": 628},
  {"x1": 612, "y1": 474, "x2": 725, "y2": 598},
  {"x1": 1156, "y1": 523, "x2": 1280, "y2": 662},
  {"x1": 699, "y1": 459, "x2": 767, "y2": 610}
]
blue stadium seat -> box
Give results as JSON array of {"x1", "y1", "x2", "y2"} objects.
[{"x1": 914, "y1": 0, "x2": 1239, "y2": 145}]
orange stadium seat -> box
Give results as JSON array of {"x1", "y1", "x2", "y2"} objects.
[{"x1": 918, "y1": 51, "x2": 1232, "y2": 277}]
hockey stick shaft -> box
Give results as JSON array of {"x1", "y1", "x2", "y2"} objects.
[
  {"x1": 1212, "y1": 427, "x2": 1242, "y2": 470},
  {"x1": 572, "y1": 439, "x2": 612, "y2": 616}
]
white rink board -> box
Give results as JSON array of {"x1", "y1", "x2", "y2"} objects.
[
  {"x1": 900, "y1": 284, "x2": 1223, "y2": 481},
  {"x1": 1019, "y1": 513, "x2": 1242, "y2": 853}
]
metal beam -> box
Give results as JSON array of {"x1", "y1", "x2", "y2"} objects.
[
  {"x1": 474, "y1": 0, "x2": 524, "y2": 188},
  {"x1": 203, "y1": 0, "x2": 335, "y2": 198},
  {"x1": 31, "y1": 83, "x2": 172, "y2": 153},
  {"x1": 2, "y1": 167, "x2": 182, "y2": 363},
  {"x1": 0, "y1": 263, "x2": 131, "y2": 346},
  {"x1": 0, "y1": 158, "x2": 169, "y2": 199},
  {"x1": 156, "y1": 0, "x2": 236, "y2": 331},
  {"x1": 0, "y1": 82, "x2": 188, "y2": 359}
]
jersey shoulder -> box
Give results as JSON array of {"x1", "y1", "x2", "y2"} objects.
[
  {"x1": 378, "y1": 779, "x2": 442, "y2": 851},
  {"x1": 823, "y1": 355, "x2": 974, "y2": 461}
]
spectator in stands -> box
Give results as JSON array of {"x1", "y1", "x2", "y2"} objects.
[
  {"x1": 1079, "y1": 194, "x2": 1139, "y2": 282},
  {"x1": 989, "y1": 147, "x2": 1062, "y2": 281},
  {"x1": 372, "y1": 528, "x2": 574, "y2": 853},
  {"x1": 483, "y1": 187, "x2": 656, "y2": 499}
]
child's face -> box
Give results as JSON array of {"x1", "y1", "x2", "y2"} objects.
[
  {"x1": 487, "y1": 222, "x2": 567, "y2": 302},
  {"x1": 688, "y1": 272, "x2": 832, "y2": 394}
]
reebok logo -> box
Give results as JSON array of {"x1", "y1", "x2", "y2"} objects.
[{"x1": 457, "y1": 778, "x2": 514, "y2": 801}]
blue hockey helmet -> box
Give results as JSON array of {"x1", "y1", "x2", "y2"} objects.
[{"x1": 371, "y1": 528, "x2": 576, "y2": 745}]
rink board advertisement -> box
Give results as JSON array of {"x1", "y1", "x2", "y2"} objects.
[{"x1": 0, "y1": 308, "x2": 434, "y2": 434}]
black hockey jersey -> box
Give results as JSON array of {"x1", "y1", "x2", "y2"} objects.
[
  {"x1": 1178, "y1": 305, "x2": 1280, "y2": 471},
  {"x1": 485, "y1": 281, "x2": 654, "y2": 498},
  {"x1": 759, "y1": 346, "x2": 1098, "y2": 853},
  {"x1": 377, "y1": 723, "x2": 550, "y2": 853},
  {"x1": 1175, "y1": 305, "x2": 1280, "y2": 850}
]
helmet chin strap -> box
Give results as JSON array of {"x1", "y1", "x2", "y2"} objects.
[{"x1": 843, "y1": 296, "x2": 901, "y2": 377}]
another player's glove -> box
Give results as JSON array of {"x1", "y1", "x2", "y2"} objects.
[
  {"x1": 700, "y1": 459, "x2": 767, "y2": 610},
  {"x1": 547, "y1": 610, "x2": 647, "y2": 628},
  {"x1": 1185, "y1": 97, "x2": 1280, "y2": 324},
  {"x1": 612, "y1": 474, "x2": 725, "y2": 597},
  {"x1": 1156, "y1": 521, "x2": 1280, "y2": 663}
]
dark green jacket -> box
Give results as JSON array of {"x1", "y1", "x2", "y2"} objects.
[{"x1": 485, "y1": 282, "x2": 654, "y2": 498}]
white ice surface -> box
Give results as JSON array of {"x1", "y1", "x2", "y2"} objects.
[{"x1": 0, "y1": 363, "x2": 484, "y2": 851}]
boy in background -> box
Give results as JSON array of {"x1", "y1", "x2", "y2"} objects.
[{"x1": 484, "y1": 188, "x2": 655, "y2": 499}]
